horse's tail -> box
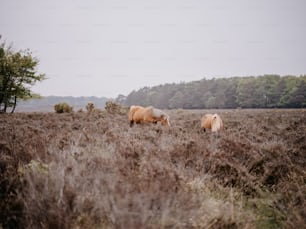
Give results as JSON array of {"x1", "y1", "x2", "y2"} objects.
[{"x1": 128, "y1": 106, "x2": 141, "y2": 122}]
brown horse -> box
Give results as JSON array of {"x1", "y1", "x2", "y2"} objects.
[
  {"x1": 128, "y1": 105, "x2": 170, "y2": 127},
  {"x1": 201, "y1": 113, "x2": 224, "y2": 132}
]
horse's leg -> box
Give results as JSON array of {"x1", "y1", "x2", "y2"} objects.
[{"x1": 130, "y1": 120, "x2": 134, "y2": 127}]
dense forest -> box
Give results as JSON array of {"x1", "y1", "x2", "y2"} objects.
[{"x1": 121, "y1": 75, "x2": 306, "y2": 109}]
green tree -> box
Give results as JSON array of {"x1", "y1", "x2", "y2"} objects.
[
  {"x1": 279, "y1": 76, "x2": 302, "y2": 107},
  {"x1": 237, "y1": 77, "x2": 257, "y2": 108},
  {"x1": 213, "y1": 79, "x2": 227, "y2": 108},
  {"x1": 224, "y1": 78, "x2": 239, "y2": 108},
  {"x1": 0, "y1": 37, "x2": 45, "y2": 113},
  {"x1": 169, "y1": 90, "x2": 184, "y2": 109},
  {"x1": 270, "y1": 77, "x2": 285, "y2": 107},
  {"x1": 288, "y1": 80, "x2": 306, "y2": 108},
  {"x1": 260, "y1": 75, "x2": 280, "y2": 107}
]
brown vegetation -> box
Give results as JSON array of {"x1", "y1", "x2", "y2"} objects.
[
  {"x1": 86, "y1": 102, "x2": 95, "y2": 113},
  {"x1": 54, "y1": 102, "x2": 73, "y2": 113},
  {"x1": 0, "y1": 109, "x2": 305, "y2": 228},
  {"x1": 105, "y1": 101, "x2": 128, "y2": 115}
]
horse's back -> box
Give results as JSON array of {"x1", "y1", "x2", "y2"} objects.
[{"x1": 201, "y1": 114, "x2": 213, "y2": 129}]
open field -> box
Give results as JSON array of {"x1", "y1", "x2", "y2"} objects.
[{"x1": 1, "y1": 109, "x2": 305, "y2": 228}]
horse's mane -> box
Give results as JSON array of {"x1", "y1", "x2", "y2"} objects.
[{"x1": 151, "y1": 107, "x2": 167, "y2": 118}]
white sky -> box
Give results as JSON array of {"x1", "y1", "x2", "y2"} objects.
[{"x1": 1, "y1": 0, "x2": 305, "y2": 98}]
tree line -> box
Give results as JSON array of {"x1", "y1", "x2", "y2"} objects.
[{"x1": 121, "y1": 75, "x2": 306, "y2": 109}]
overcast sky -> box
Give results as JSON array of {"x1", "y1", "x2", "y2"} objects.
[{"x1": 1, "y1": 0, "x2": 305, "y2": 98}]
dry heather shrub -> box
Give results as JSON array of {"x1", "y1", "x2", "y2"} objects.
[
  {"x1": 20, "y1": 141, "x2": 254, "y2": 229},
  {"x1": 86, "y1": 102, "x2": 94, "y2": 113},
  {"x1": 54, "y1": 102, "x2": 73, "y2": 113},
  {"x1": 0, "y1": 149, "x2": 25, "y2": 229},
  {"x1": 15, "y1": 114, "x2": 252, "y2": 228},
  {"x1": 104, "y1": 101, "x2": 128, "y2": 114},
  {"x1": 1, "y1": 110, "x2": 305, "y2": 229}
]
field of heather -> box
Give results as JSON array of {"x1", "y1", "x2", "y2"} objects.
[{"x1": 1, "y1": 109, "x2": 305, "y2": 229}]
